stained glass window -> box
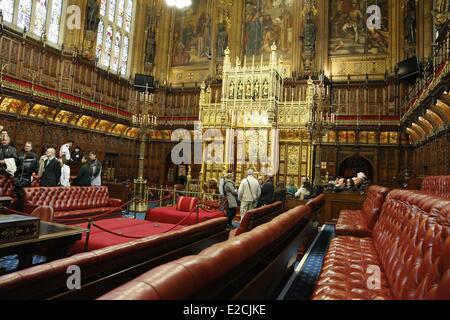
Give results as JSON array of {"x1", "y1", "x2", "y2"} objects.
[
  {"x1": 17, "y1": 0, "x2": 32, "y2": 31},
  {"x1": 103, "y1": 25, "x2": 113, "y2": 66},
  {"x1": 125, "y1": 0, "x2": 132, "y2": 32},
  {"x1": 108, "y1": 0, "x2": 116, "y2": 22},
  {"x1": 111, "y1": 32, "x2": 121, "y2": 71},
  {"x1": 33, "y1": 0, "x2": 48, "y2": 37},
  {"x1": 100, "y1": 0, "x2": 107, "y2": 16},
  {"x1": 121, "y1": 36, "x2": 129, "y2": 76},
  {"x1": 0, "y1": 0, "x2": 15, "y2": 23},
  {"x1": 96, "y1": 0, "x2": 134, "y2": 77},
  {"x1": 48, "y1": 0, "x2": 63, "y2": 43},
  {"x1": 3, "y1": 0, "x2": 63, "y2": 45},
  {"x1": 96, "y1": 21, "x2": 104, "y2": 60},
  {"x1": 117, "y1": 0, "x2": 125, "y2": 27}
]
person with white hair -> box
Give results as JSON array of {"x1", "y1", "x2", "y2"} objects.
[
  {"x1": 238, "y1": 169, "x2": 261, "y2": 220},
  {"x1": 40, "y1": 148, "x2": 61, "y2": 187},
  {"x1": 0, "y1": 133, "x2": 17, "y2": 176},
  {"x1": 353, "y1": 172, "x2": 369, "y2": 191}
]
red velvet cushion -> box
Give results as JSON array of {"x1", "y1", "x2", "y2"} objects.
[
  {"x1": 148, "y1": 207, "x2": 224, "y2": 226},
  {"x1": 176, "y1": 197, "x2": 198, "y2": 212}
]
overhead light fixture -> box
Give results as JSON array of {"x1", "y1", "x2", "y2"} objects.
[{"x1": 165, "y1": 0, "x2": 192, "y2": 9}]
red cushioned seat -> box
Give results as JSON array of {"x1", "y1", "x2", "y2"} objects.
[
  {"x1": 312, "y1": 237, "x2": 393, "y2": 300},
  {"x1": 421, "y1": 176, "x2": 450, "y2": 199},
  {"x1": 313, "y1": 190, "x2": 450, "y2": 300},
  {"x1": 335, "y1": 185, "x2": 390, "y2": 237},
  {"x1": 334, "y1": 209, "x2": 372, "y2": 238},
  {"x1": 148, "y1": 205, "x2": 224, "y2": 226}
]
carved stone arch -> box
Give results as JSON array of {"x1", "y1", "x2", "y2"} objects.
[
  {"x1": 410, "y1": 123, "x2": 426, "y2": 140},
  {"x1": 416, "y1": 118, "x2": 433, "y2": 135},
  {"x1": 434, "y1": 100, "x2": 450, "y2": 121},
  {"x1": 406, "y1": 127, "x2": 419, "y2": 143},
  {"x1": 413, "y1": 118, "x2": 433, "y2": 137},
  {"x1": 424, "y1": 109, "x2": 444, "y2": 128}
]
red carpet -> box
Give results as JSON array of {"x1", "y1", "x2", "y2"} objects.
[{"x1": 69, "y1": 217, "x2": 184, "y2": 254}]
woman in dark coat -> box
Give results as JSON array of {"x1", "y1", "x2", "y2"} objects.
[{"x1": 223, "y1": 173, "x2": 238, "y2": 228}]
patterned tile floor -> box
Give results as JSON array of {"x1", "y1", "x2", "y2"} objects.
[{"x1": 283, "y1": 224, "x2": 335, "y2": 300}]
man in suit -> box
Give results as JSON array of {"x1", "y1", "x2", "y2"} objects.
[
  {"x1": 257, "y1": 175, "x2": 275, "y2": 207},
  {"x1": 40, "y1": 148, "x2": 61, "y2": 187}
]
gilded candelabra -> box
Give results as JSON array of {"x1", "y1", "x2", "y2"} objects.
[
  {"x1": 130, "y1": 93, "x2": 158, "y2": 213},
  {"x1": 306, "y1": 74, "x2": 336, "y2": 186}
]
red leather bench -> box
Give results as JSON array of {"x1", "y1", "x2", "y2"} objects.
[
  {"x1": 421, "y1": 176, "x2": 450, "y2": 199},
  {"x1": 22, "y1": 186, "x2": 123, "y2": 220},
  {"x1": 306, "y1": 193, "x2": 325, "y2": 217},
  {"x1": 147, "y1": 196, "x2": 224, "y2": 226},
  {"x1": 335, "y1": 185, "x2": 390, "y2": 237},
  {"x1": 312, "y1": 190, "x2": 450, "y2": 300},
  {"x1": 0, "y1": 217, "x2": 229, "y2": 299},
  {"x1": 97, "y1": 205, "x2": 313, "y2": 300},
  {"x1": 229, "y1": 201, "x2": 283, "y2": 238}
]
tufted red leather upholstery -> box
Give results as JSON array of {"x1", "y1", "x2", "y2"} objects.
[
  {"x1": 335, "y1": 185, "x2": 390, "y2": 237},
  {"x1": 421, "y1": 176, "x2": 450, "y2": 199},
  {"x1": 0, "y1": 217, "x2": 228, "y2": 299},
  {"x1": 0, "y1": 175, "x2": 14, "y2": 197},
  {"x1": 229, "y1": 201, "x2": 283, "y2": 238},
  {"x1": 22, "y1": 186, "x2": 122, "y2": 220},
  {"x1": 97, "y1": 204, "x2": 312, "y2": 300},
  {"x1": 312, "y1": 190, "x2": 450, "y2": 300}
]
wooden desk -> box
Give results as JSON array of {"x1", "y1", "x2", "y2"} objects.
[
  {"x1": 0, "y1": 221, "x2": 86, "y2": 273},
  {"x1": 105, "y1": 182, "x2": 131, "y2": 203},
  {"x1": 319, "y1": 191, "x2": 366, "y2": 225}
]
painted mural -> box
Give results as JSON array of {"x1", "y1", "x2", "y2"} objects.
[
  {"x1": 172, "y1": 0, "x2": 212, "y2": 66},
  {"x1": 244, "y1": 0, "x2": 294, "y2": 57},
  {"x1": 329, "y1": 0, "x2": 389, "y2": 56}
]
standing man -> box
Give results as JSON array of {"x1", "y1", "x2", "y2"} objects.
[
  {"x1": 89, "y1": 151, "x2": 102, "y2": 186},
  {"x1": 40, "y1": 148, "x2": 61, "y2": 187},
  {"x1": 59, "y1": 140, "x2": 74, "y2": 162},
  {"x1": 258, "y1": 175, "x2": 275, "y2": 207},
  {"x1": 16, "y1": 141, "x2": 38, "y2": 185},
  {"x1": 0, "y1": 133, "x2": 18, "y2": 176},
  {"x1": 238, "y1": 169, "x2": 261, "y2": 220},
  {"x1": 71, "y1": 146, "x2": 83, "y2": 164}
]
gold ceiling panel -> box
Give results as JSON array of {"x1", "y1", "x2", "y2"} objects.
[
  {"x1": 77, "y1": 115, "x2": 96, "y2": 128},
  {"x1": 0, "y1": 97, "x2": 22, "y2": 113},
  {"x1": 112, "y1": 124, "x2": 128, "y2": 135},
  {"x1": 28, "y1": 104, "x2": 50, "y2": 119},
  {"x1": 54, "y1": 110, "x2": 75, "y2": 124},
  {"x1": 96, "y1": 120, "x2": 114, "y2": 132}
]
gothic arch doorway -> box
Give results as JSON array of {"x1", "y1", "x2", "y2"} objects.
[{"x1": 338, "y1": 156, "x2": 374, "y2": 181}]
